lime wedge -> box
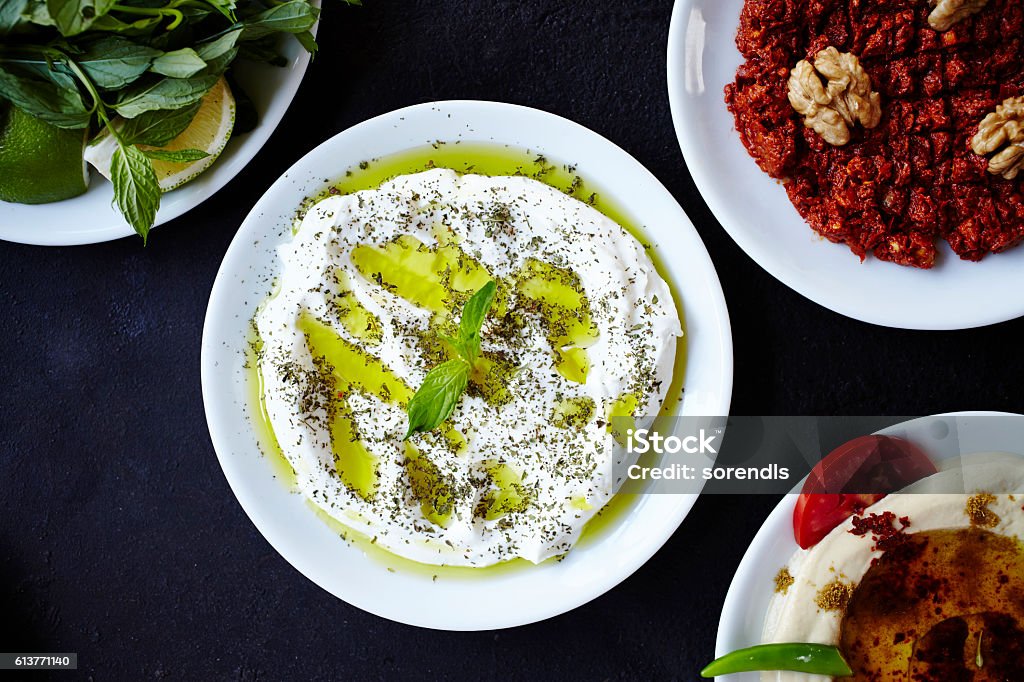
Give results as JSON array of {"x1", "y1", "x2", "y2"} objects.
[
  {"x1": 0, "y1": 103, "x2": 89, "y2": 205},
  {"x1": 85, "y1": 76, "x2": 235, "y2": 192}
]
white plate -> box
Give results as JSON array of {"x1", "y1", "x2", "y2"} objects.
[
  {"x1": 201, "y1": 100, "x2": 733, "y2": 630},
  {"x1": 666, "y1": 0, "x2": 1024, "y2": 330},
  {"x1": 0, "y1": 18, "x2": 316, "y2": 246},
  {"x1": 714, "y1": 412, "x2": 1024, "y2": 681}
]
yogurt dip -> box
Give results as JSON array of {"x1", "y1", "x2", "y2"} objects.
[
  {"x1": 762, "y1": 458, "x2": 1024, "y2": 681},
  {"x1": 254, "y1": 168, "x2": 682, "y2": 567}
]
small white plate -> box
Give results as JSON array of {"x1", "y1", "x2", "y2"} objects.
[
  {"x1": 714, "y1": 412, "x2": 1024, "y2": 681},
  {"x1": 666, "y1": 0, "x2": 1024, "y2": 330},
  {"x1": 201, "y1": 100, "x2": 733, "y2": 630},
  {"x1": 0, "y1": 18, "x2": 316, "y2": 246}
]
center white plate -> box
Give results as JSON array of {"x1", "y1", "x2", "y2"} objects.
[
  {"x1": 667, "y1": 0, "x2": 1024, "y2": 330},
  {"x1": 201, "y1": 100, "x2": 733, "y2": 630}
]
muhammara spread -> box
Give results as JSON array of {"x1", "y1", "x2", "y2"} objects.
[{"x1": 726, "y1": 0, "x2": 1024, "y2": 267}]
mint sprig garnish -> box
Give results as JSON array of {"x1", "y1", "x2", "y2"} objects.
[{"x1": 404, "y1": 281, "x2": 497, "y2": 440}]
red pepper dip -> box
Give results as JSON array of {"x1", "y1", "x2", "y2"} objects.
[{"x1": 725, "y1": 0, "x2": 1024, "y2": 268}]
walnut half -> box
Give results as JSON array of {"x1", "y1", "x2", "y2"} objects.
[
  {"x1": 787, "y1": 47, "x2": 882, "y2": 146},
  {"x1": 928, "y1": 0, "x2": 989, "y2": 32},
  {"x1": 971, "y1": 96, "x2": 1024, "y2": 180}
]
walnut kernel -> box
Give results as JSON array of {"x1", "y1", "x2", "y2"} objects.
[
  {"x1": 788, "y1": 47, "x2": 881, "y2": 147},
  {"x1": 972, "y1": 95, "x2": 1024, "y2": 180},
  {"x1": 929, "y1": 0, "x2": 990, "y2": 32}
]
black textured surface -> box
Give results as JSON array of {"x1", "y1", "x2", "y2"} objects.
[{"x1": 2, "y1": 1, "x2": 1023, "y2": 680}]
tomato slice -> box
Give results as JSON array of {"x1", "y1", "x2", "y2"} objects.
[
  {"x1": 793, "y1": 491, "x2": 884, "y2": 550},
  {"x1": 793, "y1": 435, "x2": 937, "y2": 549}
]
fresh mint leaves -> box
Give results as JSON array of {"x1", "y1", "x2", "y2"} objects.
[
  {"x1": 111, "y1": 143, "x2": 160, "y2": 244},
  {"x1": 142, "y1": 148, "x2": 210, "y2": 162},
  {"x1": 112, "y1": 74, "x2": 220, "y2": 119},
  {"x1": 118, "y1": 102, "x2": 202, "y2": 147},
  {"x1": 455, "y1": 279, "x2": 497, "y2": 361},
  {"x1": 46, "y1": 0, "x2": 117, "y2": 37},
  {"x1": 0, "y1": 1, "x2": 29, "y2": 36},
  {"x1": 150, "y1": 48, "x2": 208, "y2": 80},
  {"x1": 403, "y1": 360, "x2": 470, "y2": 441},
  {"x1": 404, "y1": 281, "x2": 497, "y2": 440},
  {"x1": 0, "y1": 0, "x2": 355, "y2": 240},
  {"x1": 0, "y1": 62, "x2": 91, "y2": 128},
  {"x1": 77, "y1": 38, "x2": 161, "y2": 90}
]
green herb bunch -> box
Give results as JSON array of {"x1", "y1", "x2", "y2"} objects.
[{"x1": 0, "y1": 0, "x2": 356, "y2": 240}]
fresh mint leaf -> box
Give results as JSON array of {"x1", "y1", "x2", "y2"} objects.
[
  {"x1": 457, "y1": 280, "x2": 497, "y2": 361},
  {"x1": 197, "y1": 47, "x2": 238, "y2": 78},
  {"x1": 439, "y1": 282, "x2": 497, "y2": 362},
  {"x1": 241, "y1": 2, "x2": 320, "y2": 41},
  {"x1": 0, "y1": 62, "x2": 90, "y2": 128},
  {"x1": 22, "y1": 0, "x2": 55, "y2": 27},
  {"x1": 119, "y1": 102, "x2": 200, "y2": 146},
  {"x1": 111, "y1": 142, "x2": 160, "y2": 242},
  {"x1": 0, "y1": 0, "x2": 29, "y2": 35},
  {"x1": 78, "y1": 37, "x2": 160, "y2": 90},
  {"x1": 142, "y1": 148, "x2": 209, "y2": 162},
  {"x1": 295, "y1": 30, "x2": 318, "y2": 56},
  {"x1": 440, "y1": 334, "x2": 471, "y2": 363},
  {"x1": 88, "y1": 12, "x2": 160, "y2": 34},
  {"x1": 46, "y1": 0, "x2": 115, "y2": 36},
  {"x1": 174, "y1": 6, "x2": 214, "y2": 24},
  {"x1": 404, "y1": 359, "x2": 470, "y2": 441},
  {"x1": 150, "y1": 48, "x2": 207, "y2": 79},
  {"x1": 114, "y1": 74, "x2": 218, "y2": 118},
  {"x1": 196, "y1": 29, "x2": 242, "y2": 61},
  {"x1": 203, "y1": 0, "x2": 237, "y2": 22},
  {"x1": 404, "y1": 282, "x2": 498, "y2": 438},
  {"x1": 4, "y1": 57, "x2": 75, "y2": 84}
]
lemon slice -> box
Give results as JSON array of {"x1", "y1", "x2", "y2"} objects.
[{"x1": 85, "y1": 76, "x2": 235, "y2": 192}]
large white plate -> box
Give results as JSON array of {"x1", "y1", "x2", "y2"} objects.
[
  {"x1": 714, "y1": 412, "x2": 1024, "y2": 681},
  {"x1": 667, "y1": 0, "x2": 1024, "y2": 330},
  {"x1": 0, "y1": 15, "x2": 317, "y2": 246},
  {"x1": 201, "y1": 100, "x2": 733, "y2": 630}
]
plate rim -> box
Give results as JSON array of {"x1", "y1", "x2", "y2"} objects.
[
  {"x1": 665, "y1": 0, "x2": 1024, "y2": 331},
  {"x1": 201, "y1": 99, "x2": 734, "y2": 630}
]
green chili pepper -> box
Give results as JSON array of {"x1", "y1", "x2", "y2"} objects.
[{"x1": 700, "y1": 643, "x2": 853, "y2": 678}]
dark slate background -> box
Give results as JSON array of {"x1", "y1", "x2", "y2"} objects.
[{"x1": 2, "y1": 1, "x2": 1022, "y2": 680}]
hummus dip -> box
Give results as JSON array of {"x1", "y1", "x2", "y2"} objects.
[
  {"x1": 254, "y1": 168, "x2": 682, "y2": 567},
  {"x1": 762, "y1": 458, "x2": 1024, "y2": 681}
]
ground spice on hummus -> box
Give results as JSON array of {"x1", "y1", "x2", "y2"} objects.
[
  {"x1": 966, "y1": 492, "x2": 1000, "y2": 528},
  {"x1": 816, "y1": 578, "x2": 854, "y2": 612},
  {"x1": 774, "y1": 567, "x2": 795, "y2": 594}
]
